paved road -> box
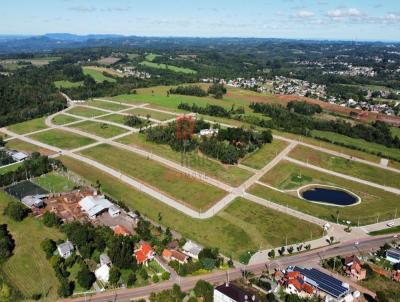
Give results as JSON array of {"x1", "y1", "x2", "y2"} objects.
[{"x1": 61, "y1": 235, "x2": 395, "y2": 302}]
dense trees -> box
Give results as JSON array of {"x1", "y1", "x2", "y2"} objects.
[
  {"x1": 42, "y1": 212, "x2": 62, "y2": 227},
  {"x1": 169, "y1": 85, "x2": 207, "y2": 97},
  {"x1": 124, "y1": 115, "x2": 146, "y2": 128},
  {"x1": 3, "y1": 202, "x2": 30, "y2": 221},
  {"x1": 207, "y1": 83, "x2": 227, "y2": 99},
  {"x1": 77, "y1": 264, "x2": 96, "y2": 290},
  {"x1": 0, "y1": 150, "x2": 14, "y2": 166},
  {"x1": 0, "y1": 224, "x2": 15, "y2": 262},
  {"x1": 178, "y1": 103, "x2": 244, "y2": 118},
  {"x1": 287, "y1": 101, "x2": 322, "y2": 115},
  {"x1": 41, "y1": 238, "x2": 57, "y2": 259},
  {"x1": 109, "y1": 266, "x2": 121, "y2": 286},
  {"x1": 108, "y1": 236, "x2": 138, "y2": 269},
  {"x1": 149, "y1": 284, "x2": 184, "y2": 302},
  {"x1": 193, "y1": 280, "x2": 213, "y2": 302}
]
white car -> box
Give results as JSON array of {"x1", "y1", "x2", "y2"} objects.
[
  {"x1": 354, "y1": 241, "x2": 359, "y2": 245},
  {"x1": 387, "y1": 222, "x2": 395, "y2": 227}
]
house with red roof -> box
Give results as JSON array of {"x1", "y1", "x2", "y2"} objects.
[
  {"x1": 113, "y1": 225, "x2": 131, "y2": 236},
  {"x1": 344, "y1": 255, "x2": 366, "y2": 280},
  {"x1": 283, "y1": 270, "x2": 315, "y2": 298},
  {"x1": 134, "y1": 242, "x2": 155, "y2": 266},
  {"x1": 162, "y1": 249, "x2": 189, "y2": 264}
]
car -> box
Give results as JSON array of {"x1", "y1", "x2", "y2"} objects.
[
  {"x1": 387, "y1": 222, "x2": 395, "y2": 227},
  {"x1": 354, "y1": 241, "x2": 359, "y2": 245}
]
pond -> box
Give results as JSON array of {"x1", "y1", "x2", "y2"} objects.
[{"x1": 300, "y1": 186, "x2": 358, "y2": 206}]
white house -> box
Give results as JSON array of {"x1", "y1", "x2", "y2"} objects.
[
  {"x1": 199, "y1": 129, "x2": 218, "y2": 137},
  {"x1": 386, "y1": 248, "x2": 400, "y2": 264},
  {"x1": 214, "y1": 283, "x2": 258, "y2": 302},
  {"x1": 95, "y1": 264, "x2": 110, "y2": 283},
  {"x1": 182, "y1": 240, "x2": 203, "y2": 259},
  {"x1": 57, "y1": 241, "x2": 74, "y2": 258}
]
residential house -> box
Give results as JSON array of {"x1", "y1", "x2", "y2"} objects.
[
  {"x1": 182, "y1": 240, "x2": 203, "y2": 259},
  {"x1": 283, "y1": 271, "x2": 314, "y2": 298},
  {"x1": 57, "y1": 241, "x2": 74, "y2": 258},
  {"x1": 162, "y1": 249, "x2": 189, "y2": 264},
  {"x1": 214, "y1": 283, "x2": 259, "y2": 302},
  {"x1": 344, "y1": 255, "x2": 366, "y2": 280},
  {"x1": 386, "y1": 248, "x2": 400, "y2": 264},
  {"x1": 135, "y1": 242, "x2": 155, "y2": 266},
  {"x1": 95, "y1": 264, "x2": 110, "y2": 283}
]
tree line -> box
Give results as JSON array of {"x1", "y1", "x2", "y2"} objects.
[
  {"x1": 169, "y1": 85, "x2": 207, "y2": 97},
  {"x1": 178, "y1": 102, "x2": 244, "y2": 118}
]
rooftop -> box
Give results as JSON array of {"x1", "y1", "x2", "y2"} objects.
[{"x1": 215, "y1": 283, "x2": 259, "y2": 302}]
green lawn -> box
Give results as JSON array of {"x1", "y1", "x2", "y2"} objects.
[
  {"x1": 6, "y1": 139, "x2": 56, "y2": 156},
  {"x1": 0, "y1": 191, "x2": 65, "y2": 301},
  {"x1": 82, "y1": 66, "x2": 116, "y2": 83},
  {"x1": 67, "y1": 120, "x2": 128, "y2": 138},
  {"x1": 60, "y1": 155, "x2": 322, "y2": 258},
  {"x1": 140, "y1": 61, "x2": 197, "y2": 74},
  {"x1": 97, "y1": 114, "x2": 128, "y2": 125},
  {"x1": 289, "y1": 145, "x2": 400, "y2": 189},
  {"x1": 127, "y1": 108, "x2": 175, "y2": 121},
  {"x1": 241, "y1": 139, "x2": 289, "y2": 169},
  {"x1": 54, "y1": 80, "x2": 83, "y2": 88},
  {"x1": 145, "y1": 53, "x2": 160, "y2": 61},
  {"x1": 32, "y1": 172, "x2": 76, "y2": 193},
  {"x1": 51, "y1": 114, "x2": 81, "y2": 125},
  {"x1": 0, "y1": 162, "x2": 23, "y2": 175},
  {"x1": 369, "y1": 226, "x2": 400, "y2": 236},
  {"x1": 7, "y1": 117, "x2": 48, "y2": 134},
  {"x1": 79, "y1": 144, "x2": 227, "y2": 211},
  {"x1": 391, "y1": 126, "x2": 400, "y2": 139},
  {"x1": 117, "y1": 133, "x2": 253, "y2": 186},
  {"x1": 85, "y1": 99, "x2": 129, "y2": 111},
  {"x1": 66, "y1": 106, "x2": 107, "y2": 118},
  {"x1": 254, "y1": 161, "x2": 400, "y2": 225},
  {"x1": 29, "y1": 129, "x2": 96, "y2": 150}
]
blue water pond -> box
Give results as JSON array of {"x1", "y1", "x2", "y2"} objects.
[{"x1": 301, "y1": 187, "x2": 358, "y2": 206}]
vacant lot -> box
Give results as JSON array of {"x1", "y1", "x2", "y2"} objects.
[
  {"x1": 82, "y1": 66, "x2": 116, "y2": 82},
  {"x1": 7, "y1": 117, "x2": 47, "y2": 134},
  {"x1": 60, "y1": 156, "x2": 322, "y2": 258},
  {"x1": 0, "y1": 191, "x2": 64, "y2": 301},
  {"x1": 85, "y1": 99, "x2": 129, "y2": 111},
  {"x1": 54, "y1": 80, "x2": 83, "y2": 88},
  {"x1": 241, "y1": 139, "x2": 289, "y2": 169},
  {"x1": 97, "y1": 114, "x2": 127, "y2": 125},
  {"x1": 67, "y1": 106, "x2": 107, "y2": 118},
  {"x1": 289, "y1": 145, "x2": 400, "y2": 188},
  {"x1": 80, "y1": 144, "x2": 227, "y2": 210},
  {"x1": 32, "y1": 172, "x2": 76, "y2": 193},
  {"x1": 127, "y1": 107, "x2": 175, "y2": 121},
  {"x1": 255, "y1": 161, "x2": 400, "y2": 225},
  {"x1": 68, "y1": 120, "x2": 128, "y2": 138},
  {"x1": 117, "y1": 133, "x2": 253, "y2": 186},
  {"x1": 29, "y1": 129, "x2": 96, "y2": 150},
  {"x1": 6, "y1": 139, "x2": 56, "y2": 156},
  {"x1": 51, "y1": 114, "x2": 81, "y2": 125}
]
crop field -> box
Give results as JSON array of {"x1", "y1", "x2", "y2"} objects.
[
  {"x1": 51, "y1": 114, "x2": 81, "y2": 125},
  {"x1": 29, "y1": 129, "x2": 96, "y2": 150},
  {"x1": 32, "y1": 172, "x2": 76, "y2": 193},
  {"x1": 241, "y1": 139, "x2": 289, "y2": 169},
  {"x1": 0, "y1": 191, "x2": 64, "y2": 301},
  {"x1": 127, "y1": 107, "x2": 175, "y2": 121},
  {"x1": 6, "y1": 139, "x2": 56, "y2": 156},
  {"x1": 82, "y1": 66, "x2": 117, "y2": 82},
  {"x1": 85, "y1": 99, "x2": 129, "y2": 111},
  {"x1": 117, "y1": 133, "x2": 253, "y2": 186},
  {"x1": 66, "y1": 106, "x2": 107, "y2": 118},
  {"x1": 54, "y1": 80, "x2": 83, "y2": 88},
  {"x1": 7, "y1": 117, "x2": 47, "y2": 134},
  {"x1": 79, "y1": 144, "x2": 227, "y2": 211},
  {"x1": 255, "y1": 161, "x2": 400, "y2": 225},
  {"x1": 67, "y1": 120, "x2": 128, "y2": 138},
  {"x1": 288, "y1": 145, "x2": 400, "y2": 188},
  {"x1": 60, "y1": 156, "x2": 322, "y2": 258}
]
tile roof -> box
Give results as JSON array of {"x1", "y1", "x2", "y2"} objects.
[
  {"x1": 135, "y1": 243, "x2": 153, "y2": 264},
  {"x1": 113, "y1": 225, "x2": 131, "y2": 236}
]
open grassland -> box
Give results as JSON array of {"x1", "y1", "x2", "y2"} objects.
[
  {"x1": 6, "y1": 139, "x2": 56, "y2": 156},
  {"x1": 7, "y1": 117, "x2": 47, "y2": 134},
  {"x1": 0, "y1": 191, "x2": 64, "y2": 301},
  {"x1": 29, "y1": 129, "x2": 96, "y2": 150},
  {"x1": 145, "y1": 53, "x2": 160, "y2": 61},
  {"x1": 241, "y1": 139, "x2": 289, "y2": 169},
  {"x1": 311, "y1": 130, "x2": 400, "y2": 162},
  {"x1": 255, "y1": 161, "x2": 400, "y2": 225},
  {"x1": 85, "y1": 99, "x2": 129, "y2": 111},
  {"x1": 67, "y1": 120, "x2": 128, "y2": 138},
  {"x1": 79, "y1": 144, "x2": 227, "y2": 211},
  {"x1": 127, "y1": 107, "x2": 175, "y2": 121},
  {"x1": 51, "y1": 114, "x2": 81, "y2": 125},
  {"x1": 140, "y1": 61, "x2": 197, "y2": 74},
  {"x1": 288, "y1": 145, "x2": 400, "y2": 188},
  {"x1": 54, "y1": 80, "x2": 83, "y2": 88},
  {"x1": 60, "y1": 156, "x2": 322, "y2": 257},
  {"x1": 82, "y1": 66, "x2": 116, "y2": 82},
  {"x1": 32, "y1": 171, "x2": 76, "y2": 193},
  {"x1": 97, "y1": 114, "x2": 127, "y2": 125},
  {"x1": 0, "y1": 162, "x2": 23, "y2": 175},
  {"x1": 66, "y1": 106, "x2": 106, "y2": 117},
  {"x1": 117, "y1": 133, "x2": 253, "y2": 186}
]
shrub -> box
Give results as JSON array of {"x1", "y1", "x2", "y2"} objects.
[{"x1": 3, "y1": 202, "x2": 30, "y2": 221}]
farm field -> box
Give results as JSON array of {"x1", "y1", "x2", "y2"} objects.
[
  {"x1": 79, "y1": 144, "x2": 227, "y2": 211},
  {"x1": 60, "y1": 156, "x2": 322, "y2": 258},
  {"x1": 6, "y1": 139, "x2": 56, "y2": 156},
  {"x1": 0, "y1": 162, "x2": 22, "y2": 174},
  {"x1": 127, "y1": 107, "x2": 175, "y2": 121},
  {"x1": 29, "y1": 129, "x2": 96, "y2": 150},
  {"x1": 7, "y1": 117, "x2": 47, "y2": 134},
  {"x1": 67, "y1": 120, "x2": 128, "y2": 138},
  {"x1": 255, "y1": 161, "x2": 400, "y2": 225},
  {"x1": 54, "y1": 80, "x2": 83, "y2": 88},
  {"x1": 241, "y1": 139, "x2": 289, "y2": 169},
  {"x1": 66, "y1": 106, "x2": 106, "y2": 118},
  {"x1": 85, "y1": 99, "x2": 129, "y2": 111},
  {"x1": 117, "y1": 133, "x2": 253, "y2": 186},
  {"x1": 32, "y1": 171, "x2": 76, "y2": 193},
  {"x1": 51, "y1": 114, "x2": 81, "y2": 125},
  {"x1": 82, "y1": 66, "x2": 116, "y2": 82},
  {"x1": 288, "y1": 145, "x2": 400, "y2": 188},
  {"x1": 0, "y1": 191, "x2": 64, "y2": 301}
]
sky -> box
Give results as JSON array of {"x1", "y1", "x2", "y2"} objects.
[{"x1": 1, "y1": 0, "x2": 400, "y2": 41}]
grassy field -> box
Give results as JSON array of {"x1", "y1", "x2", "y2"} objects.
[
  {"x1": 241, "y1": 139, "x2": 289, "y2": 169},
  {"x1": 54, "y1": 80, "x2": 83, "y2": 88},
  {"x1": 60, "y1": 155, "x2": 322, "y2": 258},
  {"x1": 145, "y1": 53, "x2": 160, "y2": 61},
  {"x1": 7, "y1": 117, "x2": 47, "y2": 134},
  {"x1": 32, "y1": 172, "x2": 76, "y2": 193},
  {"x1": 85, "y1": 99, "x2": 129, "y2": 111},
  {"x1": 96, "y1": 114, "x2": 127, "y2": 125},
  {"x1": 79, "y1": 144, "x2": 227, "y2": 211},
  {"x1": 51, "y1": 114, "x2": 81, "y2": 125},
  {"x1": 67, "y1": 120, "x2": 128, "y2": 138},
  {"x1": 29, "y1": 129, "x2": 96, "y2": 150},
  {"x1": 127, "y1": 107, "x2": 175, "y2": 121},
  {"x1": 6, "y1": 139, "x2": 56, "y2": 156},
  {"x1": 311, "y1": 130, "x2": 400, "y2": 161},
  {"x1": 139, "y1": 61, "x2": 197, "y2": 74},
  {"x1": 66, "y1": 106, "x2": 107, "y2": 118},
  {"x1": 0, "y1": 191, "x2": 64, "y2": 301},
  {"x1": 82, "y1": 66, "x2": 116, "y2": 83},
  {"x1": 0, "y1": 162, "x2": 23, "y2": 174},
  {"x1": 117, "y1": 133, "x2": 253, "y2": 186},
  {"x1": 254, "y1": 161, "x2": 400, "y2": 225},
  {"x1": 391, "y1": 126, "x2": 400, "y2": 139},
  {"x1": 288, "y1": 145, "x2": 400, "y2": 188},
  {"x1": 369, "y1": 226, "x2": 400, "y2": 236}
]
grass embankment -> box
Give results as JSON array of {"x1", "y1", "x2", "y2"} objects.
[
  {"x1": 51, "y1": 114, "x2": 81, "y2": 125},
  {"x1": 0, "y1": 191, "x2": 64, "y2": 301},
  {"x1": 369, "y1": 226, "x2": 400, "y2": 236},
  {"x1": 241, "y1": 139, "x2": 289, "y2": 169},
  {"x1": 117, "y1": 133, "x2": 253, "y2": 186},
  {"x1": 67, "y1": 120, "x2": 128, "y2": 138},
  {"x1": 54, "y1": 80, "x2": 83, "y2": 88},
  {"x1": 7, "y1": 117, "x2": 47, "y2": 134},
  {"x1": 6, "y1": 139, "x2": 56, "y2": 156},
  {"x1": 79, "y1": 144, "x2": 227, "y2": 211},
  {"x1": 288, "y1": 145, "x2": 400, "y2": 189},
  {"x1": 29, "y1": 129, "x2": 96, "y2": 150},
  {"x1": 66, "y1": 106, "x2": 107, "y2": 118},
  {"x1": 32, "y1": 172, "x2": 76, "y2": 193},
  {"x1": 82, "y1": 66, "x2": 116, "y2": 83},
  {"x1": 251, "y1": 161, "x2": 400, "y2": 225},
  {"x1": 60, "y1": 156, "x2": 322, "y2": 258},
  {"x1": 127, "y1": 108, "x2": 175, "y2": 121}
]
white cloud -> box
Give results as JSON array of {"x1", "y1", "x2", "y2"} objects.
[
  {"x1": 293, "y1": 10, "x2": 315, "y2": 18},
  {"x1": 327, "y1": 8, "x2": 365, "y2": 18},
  {"x1": 69, "y1": 6, "x2": 96, "y2": 13},
  {"x1": 383, "y1": 13, "x2": 400, "y2": 22}
]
